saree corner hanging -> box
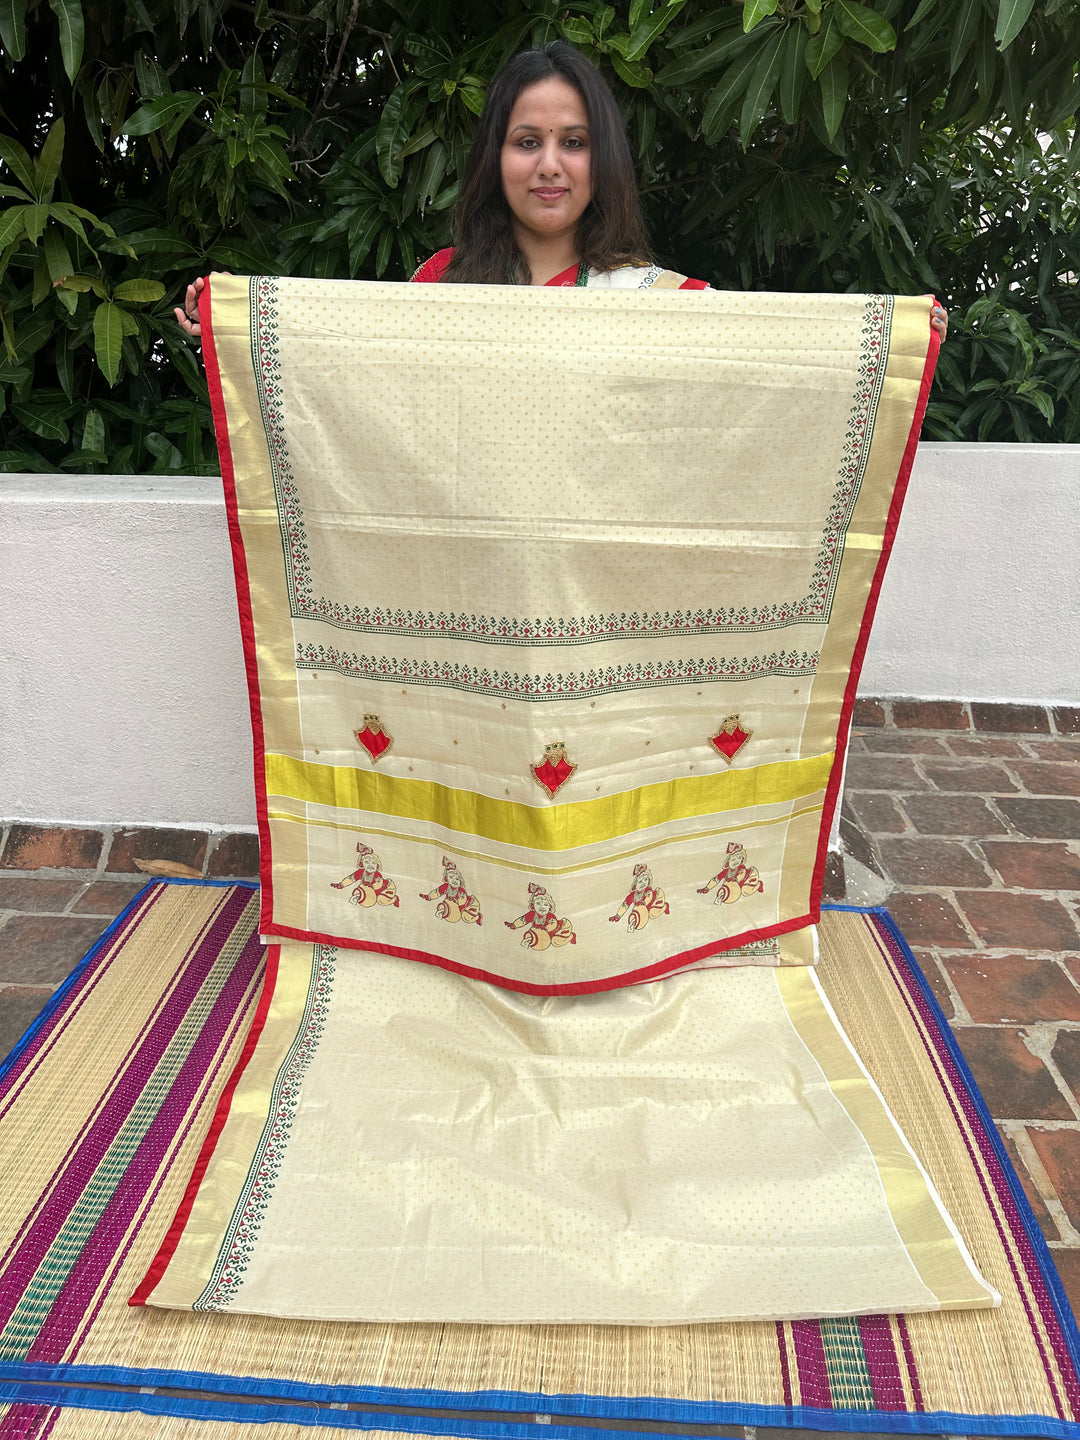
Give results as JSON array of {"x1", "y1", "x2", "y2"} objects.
[{"x1": 205, "y1": 274, "x2": 937, "y2": 993}]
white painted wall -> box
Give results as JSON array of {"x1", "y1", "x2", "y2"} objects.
[
  {"x1": 860, "y1": 442, "x2": 1080, "y2": 701},
  {"x1": 2, "y1": 442, "x2": 1077, "y2": 828},
  {"x1": 1, "y1": 475, "x2": 255, "y2": 828}
]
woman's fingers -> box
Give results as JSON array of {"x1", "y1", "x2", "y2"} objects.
[
  {"x1": 931, "y1": 302, "x2": 948, "y2": 340},
  {"x1": 175, "y1": 277, "x2": 204, "y2": 341}
]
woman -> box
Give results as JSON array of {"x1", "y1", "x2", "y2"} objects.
[{"x1": 176, "y1": 42, "x2": 947, "y2": 333}]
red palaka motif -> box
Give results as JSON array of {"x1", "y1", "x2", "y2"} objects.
[
  {"x1": 709, "y1": 715, "x2": 752, "y2": 763},
  {"x1": 531, "y1": 742, "x2": 576, "y2": 799},
  {"x1": 355, "y1": 714, "x2": 392, "y2": 763}
]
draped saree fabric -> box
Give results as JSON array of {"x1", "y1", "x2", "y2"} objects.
[
  {"x1": 205, "y1": 275, "x2": 937, "y2": 994},
  {"x1": 135, "y1": 937, "x2": 997, "y2": 1324}
]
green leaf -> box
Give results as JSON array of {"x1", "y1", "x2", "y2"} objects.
[
  {"x1": 415, "y1": 138, "x2": 448, "y2": 216},
  {"x1": 375, "y1": 85, "x2": 409, "y2": 187},
  {"x1": 54, "y1": 329, "x2": 74, "y2": 391},
  {"x1": 701, "y1": 40, "x2": 766, "y2": 140},
  {"x1": 949, "y1": 0, "x2": 982, "y2": 75},
  {"x1": 375, "y1": 225, "x2": 393, "y2": 277},
  {"x1": 0, "y1": 204, "x2": 27, "y2": 250},
  {"x1": 994, "y1": 0, "x2": 1036, "y2": 48},
  {"x1": 654, "y1": 25, "x2": 754, "y2": 84},
  {"x1": 629, "y1": 0, "x2": 650, "y2": 27},
  {"x1": 118, "y1": 308, "x2": 139, "y2": 335},
  {"x1": 81, "y1": 407, "x2": 105, "y2": 453},
  {"x1": 806, "y1": 8, "x2": 843, "y2": 78},
  {"x1": 428, "y1": 181, "x2": 459, "y2": 212},
  {"x1": 0, "y1": 132, "x2": 35, "y2": 192},
  {"x1": 32, "y1": 256, "x2": 51, "y2": 306},
  {"x1": 738, "y1": 24, "x2": 786, "y2": 143},
  {"x1": 400, "y1": 124, "x2": 438, "y2": 159},
  {"x1": 93, "y1": 300, "x2": 124, "y2": 384},
  {"x1": 134, "y1": 49, "x2": 169, "y2": 98},
  {"x1": 610, "y1": 52, "x2": 653, "y2": 87},
  {"x1": 819, "y1": 51, "x2": 849, "y2": 137},
  {"x1": 34, "y1": 120, "x2": 65, "y2": 199},
  {"x1": 460, "y1": 85, "x2": 486, "y2": 115},
  {"x1": 10, "y1": 401, "x2": 70, "y2": 442},
  {"x1": 59, "y1": 272, "x2": 107, "y2": 296},
  {"x1": 42, "y1": 224, "x2": 74, "y2": 281},
  {"x1": 0, "y1": 0, "x2": 27, "y2": 61},
  {"x1": 779, "y1": 20, "x2": 808, "y2": 121},
  {"x1": 113, "y1": 278, "x2": 166, "y2": 301},
  {"x1": 122, "y1": 95, "x2": 204, "y2": 137},
  {"x1": 834, "y1": 0, "x2": 896, "y2": 52},
  {"x1": 11, "y1": 304, "x2": 54, "y2": 357},
  {"x1": 626, "y1": 0, "x2": 688, "y2": 59},
  {"x1": 23, "y1": 203, "x2": 47, "y2": 245},
  {"x1": 904, "y1": 0, "x2": 939, "y2": 25},
  {"x1": 559, "y1": 16, "x2": 594, "y2": 45},
  {"x1": 47, "y1": 0, "x2": 84, "y2": 81},
  {"x1": 742, "y1": 0, "x2": 778, "y2": 32}
]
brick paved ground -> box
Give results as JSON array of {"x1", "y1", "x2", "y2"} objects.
[{"x1": 1, "y1": 700, "x2": 1078, "y2": 1434}]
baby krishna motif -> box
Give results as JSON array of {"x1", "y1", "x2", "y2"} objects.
[
  {"x1": 420, "y1": 856, "x2": 483, "y2": 926},
  {"x1": 331, "y1": 842, "x2": 400, "y2": 908},
  {"x1": 609, "y1": 863, "x2": 669, "y2": 933},
  {"x1": 505, "y1": 882, "x2": 576, "y2": 950},
  {"x1": 698, "y1": 841, "x2": 764, "y2": 906}
]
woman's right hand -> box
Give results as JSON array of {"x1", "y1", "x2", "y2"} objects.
[
  {"x1": 174, "y1": 272, "x2": 232, "y2": 344},
  {"x1": 174, "y1": 276, "x2": 205, "y2": 342}
]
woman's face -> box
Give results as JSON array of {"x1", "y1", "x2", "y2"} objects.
[{"x1": 500, "y1": 77, "x2": 592, "y2": 246}]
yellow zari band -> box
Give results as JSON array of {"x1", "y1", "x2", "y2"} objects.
[{"x1": 265, "y1": 750, "x2": 835, "y2": 852}]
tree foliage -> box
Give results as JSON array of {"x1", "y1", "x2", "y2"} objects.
[{"x1": 0, "y1": 0, "x2": 1077, "y2": 473}]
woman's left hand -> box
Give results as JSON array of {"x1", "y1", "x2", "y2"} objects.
[{"x1": 931, "y1": 302, "x2": 948, "y2": 341}]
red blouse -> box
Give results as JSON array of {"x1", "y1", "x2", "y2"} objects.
[{"x1": 411, "y1": 247, "x2": 707, "y2": 289}]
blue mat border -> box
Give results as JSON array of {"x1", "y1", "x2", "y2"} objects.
[
  {"x1": 2, "y1": 894, "x2": 1079, "y2": 1437},
  {"x1": 7, "y1": 1377, "x2": 1080, "y2": 1440}
]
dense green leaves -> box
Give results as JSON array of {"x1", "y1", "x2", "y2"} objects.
[{"x1": 0, "y1": 0, "x2": 1077, "y2": 472}]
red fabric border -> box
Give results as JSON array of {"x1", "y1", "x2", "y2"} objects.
[
  {"x1": 258, "y1": 911, "x2": 813, "y2": 996},
  {"x1": 808, "y1": 303, "x2": 940, "y2": 919},
  {"x1": 128, "y1": 943, "x2": 282, "y2": 1306},
  {"x1": 200, "y1": 277, "x2": 276, "y2": 934}
]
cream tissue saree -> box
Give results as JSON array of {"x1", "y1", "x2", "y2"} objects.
[{"x1": 135, "y1": 275, "x2": 997, "y2": 1325}]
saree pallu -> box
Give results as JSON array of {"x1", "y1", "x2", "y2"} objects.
[{"x1": 205, "y1": 276, "x2": 936, "y2": 993}]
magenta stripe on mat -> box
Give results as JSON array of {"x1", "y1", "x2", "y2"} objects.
[
  {"x1": 774, "y1": 1322, "x2": 793, "y2": 1408},
  {"x1": 0, "y1": 1400, "x2": 56, "y2": 1440},
  {"x1": 0, "y1": 885, "x2": 163, "y2": 1121},
  {"x1": 873, "y1": 915, "x2": 1074, "y2": 1420},
  {"x1": 895, "y1": 1314, "x2": 924, "y2": 1411},
  {"x1": 0, "y1": 888, "x2": 256, "y2": 1343},
  {"x1": 857, "y1": 1314, "x2": 906, "y2": 1411},
  {"x1": 791, "y1": 1319, "x2": 832, "y2": 1409},
  {"x1": 58, "y1": 964, "x2": 261, "y2": 1365},
  {"x1": 0, "y1": 888, "x2": 222, "y2": 1278}
]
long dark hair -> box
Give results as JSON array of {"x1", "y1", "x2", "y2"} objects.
[{"x1": 442, "y1": 43, "x2": 653, "y2": 284}]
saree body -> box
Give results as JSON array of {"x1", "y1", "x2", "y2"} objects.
[{"x1": 203, "y1": 275, "x2": 936, "y2": 993}]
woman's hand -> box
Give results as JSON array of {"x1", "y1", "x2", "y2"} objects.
[
  {"x1": 174, "y1": 276, "x2": 205, "y2": 342},
  {"x1": 931, "y1": 302, "x2": 948, "y2": 341},
  {"x1": 174, "y1": 272, "x2": 232, "y2": 344}
]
